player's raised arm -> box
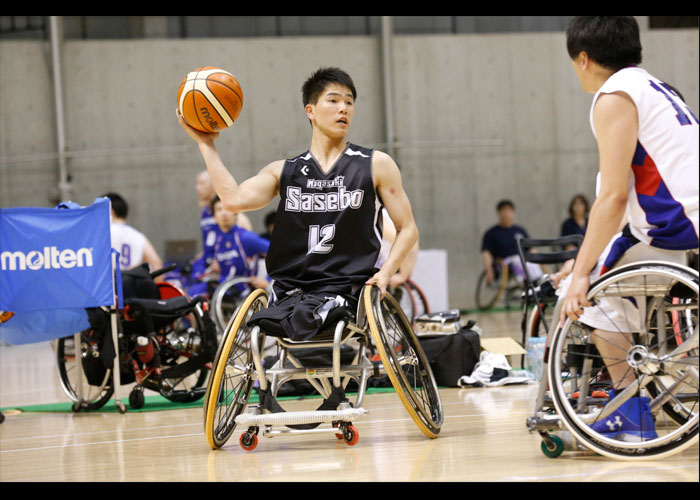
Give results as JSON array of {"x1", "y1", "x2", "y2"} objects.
[
  {"x1": 367, "y1": 150, "x2": 419, "y2": 293},
  {"x1": 177, "y1": 109, "x2": 281, "y2": 213}
]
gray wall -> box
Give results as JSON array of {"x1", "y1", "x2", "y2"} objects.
[{"x1": 1, "y1": 29, "x2": 698, "y2": 309}]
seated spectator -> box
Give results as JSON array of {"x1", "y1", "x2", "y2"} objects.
[
  {"x1": 561, "y1": 194, "x2": 589, "y2": 238},
  {"x1": 481, "y1": 199, "x2": 542, "y2": 284}
]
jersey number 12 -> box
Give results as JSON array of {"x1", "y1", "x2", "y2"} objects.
[{"x1": 308, "y1": 224, "x2": 335, "y2": 254}]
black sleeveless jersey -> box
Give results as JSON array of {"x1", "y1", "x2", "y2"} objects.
[{"x1": 265, "y1": 143, "x2": 384, "y2": 296}]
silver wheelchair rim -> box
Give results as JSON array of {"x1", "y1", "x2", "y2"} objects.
[{"x1": 549, "y1": 262, "x2": 698, "y2": 459}]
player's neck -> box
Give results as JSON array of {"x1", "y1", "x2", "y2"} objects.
[{"x1": 309, "y1": 131, "x2": 347, "y2": 172}]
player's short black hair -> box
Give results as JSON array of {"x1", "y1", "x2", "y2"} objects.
[
  {"x1": 103, "y1": 192, "x2": 128, "y2": 219},
  {"x1": 496, "y1": 199, "x2": 515, "y2": 212},
  {"x1": 566, "y1": 16, "x2": 642, "y2": 71},
  {"x1": 302, "y1": 67, "x2": 357, "y2": 106},
  {"x1": 210, "y1": 195, "x2": 222, "y2": 214}
]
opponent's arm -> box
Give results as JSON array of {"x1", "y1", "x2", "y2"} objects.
[
  {"x1": 367, "y1": 151, "x2": 419, "y2": 294},
  {"x1": 560, "y1": 91, "x2": 637, "y2": 322},
  {"x1": 177, "y1": 110, "x2": 281, "y2": 213}
]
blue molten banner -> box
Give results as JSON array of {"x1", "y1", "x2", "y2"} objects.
[{"x1": 0, "y1": 198, "x2": 115, "y2": 344}]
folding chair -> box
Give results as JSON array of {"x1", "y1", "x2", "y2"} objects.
[{"x1": 516, "y1": 234, "x2": 583, "y2": 364}]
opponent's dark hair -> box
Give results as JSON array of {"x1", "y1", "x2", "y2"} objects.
[
  {"x1": 496, "y1": 199, "x2": 515, "y2": 212},
  {"x1": 210, "y1": 195, "x2": 221, "y2": 214},
  {"x1": 568, "y1": 194, "x2": 590, "y2": 218},
  {"x1": 103, "y1": 192, "x2": 128, "y2": 219},
  {"x1": 566, "y1": 16, "x2": 642, "y2": 71},
  {"x1": 302, "y1": 67, "x2": 357, "y2": 106}
]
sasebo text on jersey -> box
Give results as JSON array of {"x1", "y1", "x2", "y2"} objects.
[{"x1": 285, "y1": 185, "x2": 364, "y2": 212}]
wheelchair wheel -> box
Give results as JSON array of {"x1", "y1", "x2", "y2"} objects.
[
  {"x1": 389, "y1": 283, "x2": 416, "y2": 322},
  {"x1": 364, "y1": 286, "x2": 443, "y2": 438},
  {"x1": 204, "y1": 288, "x2": 268, "y2": 449},
  {"x1": 56, "y1": 331, "x2": 114, "y2": 411},
  {"x1": 156, "y1": 304, "x2": 214, "y2": 404},
  {"x1": 475, "y1": 262, "x2": 508, "y2": 310},
  {"x1": 406, "y1": 280, "x2": 430, "y2": 317},
  {"x1": 210, "y1": 277, "x2": 251, "y2": 335},
  {"x1": 547, "y1": 261, "x2": 698, "y2": 460}
]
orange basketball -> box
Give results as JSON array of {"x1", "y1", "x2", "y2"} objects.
[{"x1": 177, "y1": 66, "x2": 243, "y2": 133}]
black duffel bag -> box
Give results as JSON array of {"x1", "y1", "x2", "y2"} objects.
[{"x1": 419, "y1": 325, "x2": 481, "y2": 387}]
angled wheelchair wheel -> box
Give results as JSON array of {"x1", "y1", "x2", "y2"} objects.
[
  {"x1": 389, "y1": 283, "x2": 417, "y2": 323},
  {"x1": 406, "y1": 280, "x2": 430, "y2": 317},
  {"x1": 210, "y1": 277, "x2": 251, "y2": 336},
  {"x1": 56, "y1": 331, "x2": 114, "y2": 411},
  {"x1": 548, "y1": 261, "x2": 698, "y2": 461},
  {"x1": 203, "y1": 288, "x2": 268, "y2": 449},
  {"x1": 364, "y1": 286, "x2": 443, "y2": 438},
  {"x1": 475, "y1": 263, "x2": 508, "y2": 310},
  {"x1": 156, "y1": 302, "x2": 214, "y2": 404}
]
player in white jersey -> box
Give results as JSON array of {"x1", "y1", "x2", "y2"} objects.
[
  {"x1": 556, "y1": 16, "x2": 699, "y2": 441},
  {"x1": 104, "y1": 193, "x2": 164, "y2": 273}
]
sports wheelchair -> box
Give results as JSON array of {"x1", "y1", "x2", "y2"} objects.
[
  {"x1": 56, "y1": 264, "x2": 218, "y2": 412},
  {"x1": 210, "y1": 277, "x2": 430, "y2": 338},
  {"x1": 526, "y1": 258, "x2": 698, "y2": 460},
  {"x1": 203, "y1": 284, "x2": 444, "y2": 451}
]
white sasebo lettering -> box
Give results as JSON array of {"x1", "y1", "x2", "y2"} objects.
[{"x1": 285, "y1": 186, "x2": 364, "y2": 212}]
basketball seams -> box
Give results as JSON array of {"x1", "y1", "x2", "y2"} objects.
[
  {"x1": 206, "y1": 78, "x2": 243, "y2": 105},
  {"x1": 178, "y1": 66, "x2": 243, "y2": 133},
  {"x1": 206, "y1": 80, "x2": 242, "y2": 118}
]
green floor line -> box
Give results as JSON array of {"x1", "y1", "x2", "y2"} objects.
[
  {"x1": 460, "y1": 306, "x2": 520, "y2": 315},
  {"x1": 1, "y1": 387, "x2": 399, "y2": 414}
]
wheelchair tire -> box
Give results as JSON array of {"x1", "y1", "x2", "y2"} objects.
[
  {"x1": 389, "y1": 283, "x2": 417, "y2": 323},
  {"x1": 547, "y1": 261, "x2": 698, "y2": 461},
  {"x1": 153, "y1": 300, "x2": 215, "y2": 404},
  {"x1": 56, "y1": 333, "x2": 114, "y2": 411},
  {"x1": 475, "y1": 263, "x2": 508, "y2": 310},
  {"x1": 204, "y1": 288, "x2": 268, "y2": 449},
  {"x1": 364, "y1": 286, "x2": 443, "y2": 438},
  {"x1": 210, "y1": 277, "x2": 251, "y2": 335},
  {"x1": 406, "y1": 280, "x2": 430, "y2": 317}
]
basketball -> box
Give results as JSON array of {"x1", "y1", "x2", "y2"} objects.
[{"x1": 177, "y1": 66, "x2": 243, "y2": 133}]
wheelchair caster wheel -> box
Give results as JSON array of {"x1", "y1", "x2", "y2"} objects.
[
  {"x1": 332, "y1": 421, "x2": 344, "y2": 440},
  {"x1": 129, "y1": 388, "x2": 145, "y2": 409},
  {"x1": 239, "y1": 431, "x2": 258, "y2": 451},
  {"x1": 342, "y1": 425, "x2": 359, "y2": 446},
  {"x1": 541, "y1": 434, "x2": 564, "y2": 458}
]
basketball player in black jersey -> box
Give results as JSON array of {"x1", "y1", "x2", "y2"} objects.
[{"x1": 177, "y1": 67, "x2": 418, "y2": 340}]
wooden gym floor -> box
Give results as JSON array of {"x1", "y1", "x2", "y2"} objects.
[{"x1": 1, "y1": 310, "x2": 698, "y2": 483}]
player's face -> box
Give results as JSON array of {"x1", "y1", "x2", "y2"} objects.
[
  {"x1": 196, "y1": 173, "x2": 215, "y2": 201},
  {"x1": 213, "y1": 201, "x2": 237, "y2": 231},
  {"x1": 307, "y1": 84, "x2": 354, "y2": 138},
  {"x1": 498, "y1": 207, "x2": 515, "y2": 227}
]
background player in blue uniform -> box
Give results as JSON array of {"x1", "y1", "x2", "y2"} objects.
[{"x1": 210, "y1": 195, "x2": 270, "y2": 292}]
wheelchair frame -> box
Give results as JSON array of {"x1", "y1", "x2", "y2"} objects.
[
  {"x1": 526, "y1": 259, "x2": 699, "y2": 461},
  {"x1": 203, "y1": 285, "x2": 444, "y2": 451},
  {"x1": 56, "y1": 265, "x2": 218, "y2": 413}
]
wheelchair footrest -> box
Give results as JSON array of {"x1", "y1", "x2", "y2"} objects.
[{"x1": 235, "y1": 407, "x2": 368, "y2": 427}]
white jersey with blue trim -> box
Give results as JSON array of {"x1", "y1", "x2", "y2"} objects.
[
  {"x1": 110, "y1": 221, "x2": 146, "y2": 270},
  {"x1": 590, "y1": 66, "x2": 699, "y2": 250}
]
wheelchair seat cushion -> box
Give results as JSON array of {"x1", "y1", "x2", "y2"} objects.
[{"x1": 248, "y1": 291, "x2": 355, "y2": 341}]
